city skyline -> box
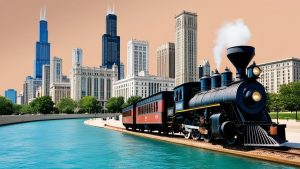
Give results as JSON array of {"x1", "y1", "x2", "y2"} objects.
[{"x1": 1, "y1": 0, "x2": 300, "y2": 94}]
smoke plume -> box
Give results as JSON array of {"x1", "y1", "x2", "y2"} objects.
[{"x1": 213, "y1": 19, "x2": 251, "y2": 69}]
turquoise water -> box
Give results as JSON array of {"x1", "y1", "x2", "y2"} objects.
[{"x1": 0, "y1": 119, "x2": 296, "y2": 169}]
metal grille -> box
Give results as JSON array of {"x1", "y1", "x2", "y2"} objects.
[{"x1": 244, "y1": 125, "x2": 280, "y2": 146}]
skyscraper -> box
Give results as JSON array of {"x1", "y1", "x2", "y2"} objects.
[
  {"x1": 42, "y1": 64, "x2": 50, "y2": 96},
  {"x1": 17, "y1": 92, "x2": 24, "y2": 105},
  {"x1": 22, "y1": 76, "x2": 42, "y2": 104},
  {"x1": 72, "y1": 48, "x2": 83, "y2": 66},
  {"x1": 34, "y1": 8, "x2": 50, "y2": 79},
  {"x1": 4, "y1": 89, "x2": 17, "y2": 104},
  {"x1": 157, "y1": 42, "x2": 175, "y2": 78},
  {"x1": 127, "y1": 39, "x2": 149, "y2": 77},
  {"x1": 198, "y1": 59, "x2": 210, "y2": 78},
  {"x1": 22, "y1": 76, "x2": 32, "y2": 104},
  {"x1": 120, "y1": 62, "x2": 125, "y2": 79},
  {"x1": 102, "y1": 7, "x2": 120, "y2": 79},
  {"x1": 175, "y1": 11, "x2": 198, "y2": 86},
  {"x1": 50, "y1": 56, "x2": 62, "y2": 84}
]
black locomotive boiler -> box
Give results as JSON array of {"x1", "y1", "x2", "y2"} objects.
[{"x1": 123, "y1": 46, "x2": 287, "y2": 147}]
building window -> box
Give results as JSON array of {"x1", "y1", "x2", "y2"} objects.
[
  {"x1": 87, "y1": 77, "x2": 92, "y2": 96},
  {"x1": 94, "y1": 78, "x2": 98, "y2": 98},
  {"x1": 107, "y1": 79, "x2": 111, "y2": 99},
  {"x1": 100, "y1": 78, "x2": 104, "y2": 100},
  {"x1": 81, "y1": 77, "x2": 86, "y2": 97}
]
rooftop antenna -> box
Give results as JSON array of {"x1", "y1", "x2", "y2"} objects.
[
  {"x1": 44, "y1": 7, "x2": 46, "y2": 21},
  {"x1": 40, "y1": 7, "x2": 47, "y2": 21}
]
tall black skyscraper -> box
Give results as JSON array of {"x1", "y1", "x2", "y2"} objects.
[
  {"x1": 102, "y1": 7, "x2": 120, "y2": 79},
  {"x1": 34, "y1": 8, "x2": 50, "y2": 79}
]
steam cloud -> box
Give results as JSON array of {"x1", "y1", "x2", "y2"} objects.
[{"x1": 213, "y1": 19, "x2": 252, "y2": 69}]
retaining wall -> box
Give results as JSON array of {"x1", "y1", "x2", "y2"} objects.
[{"x1": 0, "y1": 113, "x2": 119, "y2": 126}]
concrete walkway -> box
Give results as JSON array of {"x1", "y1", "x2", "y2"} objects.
[
  {"x1": 273, "y1": 119, "x2": 300, "y2": 148},
  {"x1": 84, "y1": 115, "x2": 125, "y2": 129}
]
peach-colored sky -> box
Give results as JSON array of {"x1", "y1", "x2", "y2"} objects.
[{"x1": 1, "y1": 0, "x2": 300, "y2": 95}]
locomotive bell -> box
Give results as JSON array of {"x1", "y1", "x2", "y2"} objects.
[{"x1": 227, "y1": 46, "x2": 255, "y2": 80}]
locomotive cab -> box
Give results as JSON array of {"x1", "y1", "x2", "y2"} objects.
[{"x1": 174, "y1": 82, "x2": 200, "y2": 112}]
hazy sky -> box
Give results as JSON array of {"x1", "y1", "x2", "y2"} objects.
[{"x1": 1, "y1": 0, "x2": 300, "y2": 94}]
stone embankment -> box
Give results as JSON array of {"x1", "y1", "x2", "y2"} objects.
[{"x1": 0, "y1": 113, "x2": 119, "y2": 126}]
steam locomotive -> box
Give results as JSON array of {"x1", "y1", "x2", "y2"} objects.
[{"x1": 122, "y1": 46, "x2": 286, "y2": 146}]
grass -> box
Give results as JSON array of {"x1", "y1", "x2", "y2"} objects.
[{"x1": 269, "y1": 111, "x2": 300, "y2": 120}]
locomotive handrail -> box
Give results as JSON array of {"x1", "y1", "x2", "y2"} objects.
[{"x1": 176, "y1": 103, "x2": 220, "y2": 113}]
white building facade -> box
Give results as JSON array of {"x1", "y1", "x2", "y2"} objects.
[
  {"x1": 113, "y1": 75, "x2": 175, "y2": 101},
  {"x1": 72, "y1": 48, "x2": 83, "y2": 66},
  {"x1": 70, "y1": 64, "x2": 118, "y2": 108},
  {"x1": 28, "y1": 79, "x2": 42, "y2": 103},
  {"x1": 258, "y1": 57, "x2": 300, "y2": 93},
  {"x1": 17, "y1": 92, "x2": 24, "y2": 105},
  {"x1": 50, "y1": 82, "x2": 71, "y2": 103},
  {"x1": 175, "y1": 11, "x2": 198, "y2": 86},
  {"x1": 127, "y1": 39, "x2": 149, "y2": 77},
  {"x1": 50, "y1": 56, "x2": 63, "y2": 84}
]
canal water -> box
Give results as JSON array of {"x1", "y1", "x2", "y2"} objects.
[{"x1": 0, "y1": 119, "x2": 296, "y2": 169}]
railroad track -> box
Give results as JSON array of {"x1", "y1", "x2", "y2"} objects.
[{"x1": 255, "y1": 147, "x2": 300, "y2": 156}]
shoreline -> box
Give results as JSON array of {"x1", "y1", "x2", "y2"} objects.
[{"x1": 85, "y1": 118, "x2": 300, "y2": 167}]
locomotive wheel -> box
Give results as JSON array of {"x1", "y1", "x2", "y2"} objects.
[
  {"x1": 184, "y1": 131, "x2": 191, "y2": 139},
  {"x1": 183, "y1": 119, "x2": 191, "y2": 139},
  {"x1": 192, "y1": 118, "x2": 200, "y2": 126},
  {"x1": 191, "y1": 130, "x2": 201, "y2": 140},
  {"x1": 226, "y1": 137, "x2": 237, "y2": 145},
  {"x1": 204, "y1": 129, "x2": 213, "y2": 143}
]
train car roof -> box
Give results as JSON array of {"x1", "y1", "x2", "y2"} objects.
[
  {"x1": 122, "y1": 104, "x2": 134, "y2": 112},
  {"x1": 173, "y1": 82, "x2": 199, "y2": 90},
  {"x1": 136, "y1": 91, "x2": 173, "y2": 106}
]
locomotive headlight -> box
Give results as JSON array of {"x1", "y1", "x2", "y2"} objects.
[
  {"x1": 252, "y1": 91, "x2": 262, "y2": 102},
  {"x1": 253, "y1": 67, "x2": 261, "y2": 77}
]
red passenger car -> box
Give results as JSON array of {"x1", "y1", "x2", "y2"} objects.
[
  {"x1": 135, "y1": 91, "x2": 174, "y2": 132},
  {"x1": 122, "y1": 104, "x2": 136, "y2": 130}
]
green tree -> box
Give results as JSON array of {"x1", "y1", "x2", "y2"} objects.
[
  {"x1": 279, "y1": 82, "x2": 300, "y2": 119},
  {"x1": 125, "y1": 96, "x2": 142, "y2": 107},
  {"x1": 20, "y1": 105, "x2": 34, "y2": 114},
  {"x1": 56, "y1": 98, "x2": 77, "y2": 114},
  {"x1": 267, "y1": 93, "x2": 283, "y2": 123},
  {"x1": 30, "y1": 96, "x2": 54, "y2": 114},
  {"x1": 0, "y1": 96, "x2": 14, "y2": 115},
  {"x1": 13, "y1": 104, "x2": 23, "y2": 114},
  {"x1": 79, "y1": 96, "x2": 102, "y2": 113},
  {"x1": 106, "y1": 96, "x2": 124, "y2": 113}
]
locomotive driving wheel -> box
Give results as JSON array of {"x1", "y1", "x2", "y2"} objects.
[
  {"x1": 191, "y1": 130, "x2": 201, "y2": 140},
  {"x1": 183, "y1": 119, "x2": 191, "y2": 139},
  {"x1": 183, "y1": 130, "x2": 191, "y2": 139},
  {"x1": 204, "y1": 129, "x2": 213, "y2": 142},
  {"x1": 226, "y1": 137, "x2": 237, "y2": 145},
  {"x1": 191, "y1": 118, "x2": 201, "y2": 140}
]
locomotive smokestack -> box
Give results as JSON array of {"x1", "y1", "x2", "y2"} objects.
[{"x1": 227, "y1": 46, "x2": 255, "y2": 80}]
